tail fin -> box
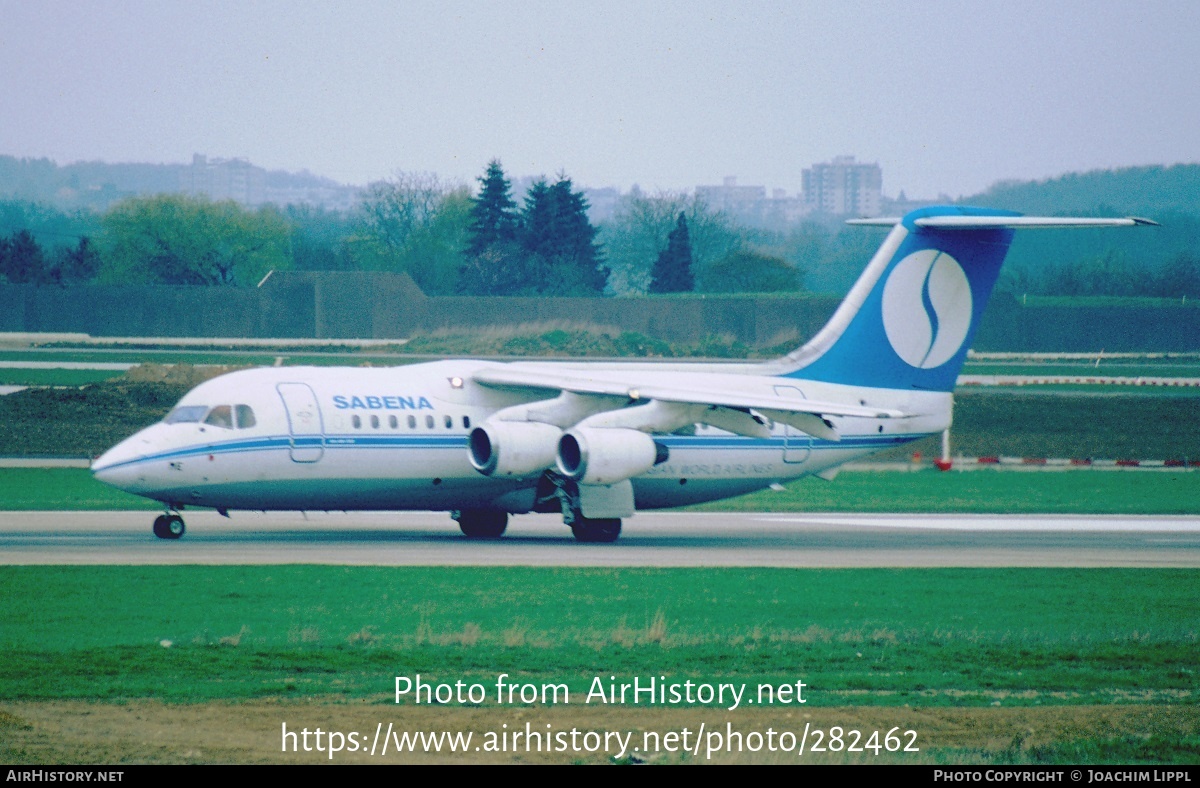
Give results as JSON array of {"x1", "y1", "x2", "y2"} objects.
[{"x1": 780, "y1": 206, "x2": 1155, "y2": 392}]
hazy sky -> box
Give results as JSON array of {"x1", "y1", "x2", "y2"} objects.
[{"x1": 2, "y1": 1, "x2": 1198, "y2": 198}]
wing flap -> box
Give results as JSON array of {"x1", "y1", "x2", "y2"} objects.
[{"x1": 472, "y1": 366, "x2": 904, "y2": 421}]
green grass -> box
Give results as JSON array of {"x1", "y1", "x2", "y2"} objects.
[
  {"x1": 0, "y1": 350, "x2": 420, "y2": 366},
  {"x1": 962, "y1": 363, "x2": 1200, "y2": 378},
  {"x1": 0, "y1": 566, "x2": 1196, "y2": 705},
  {"x1": 693, "y1": 468, "x2": 1200, "y2": 515},
  {"x1": 0, "y1": 369, "x2": 125, "y2": 386},
  {"x1": 957, "y1": 384, "x2": 1200, "y2": 397},
  {"x1": 0, "y1": 467, "x2": 158, "y2": 509},
  {"x1": 2, "y1": 467, "x2": 1197, "y2": 514},
  {"x1": 1022, "y1": 295, "x2": 1200, "y2": 308}
]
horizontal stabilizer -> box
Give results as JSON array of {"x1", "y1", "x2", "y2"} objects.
[{"x1": 847, "y1": 216, "x2": 1159, "y2": 229}]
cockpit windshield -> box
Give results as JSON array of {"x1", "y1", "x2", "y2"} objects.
[{"x1": 164, "y1": 405, "x2": 208, "y2": 424}]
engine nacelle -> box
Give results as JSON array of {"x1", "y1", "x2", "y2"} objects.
[
  {"x1": 556, "y1": 427, "x2": 669, "y2": 486},
  {"x1": 468, "y1": 421, "x2": 562, "y2": 477}
]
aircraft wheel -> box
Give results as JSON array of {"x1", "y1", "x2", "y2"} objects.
[
  {"x1": 153, "y1": 514, "x2": 185, "y2": 540},
  {"x1": 457, "y1": 509, "x2": 508, "y2": 539},
  {"x1": 572, "y1": 517, "x2": 621, "y2": 544}
]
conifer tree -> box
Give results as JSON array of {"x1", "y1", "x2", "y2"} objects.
[
  {"x1": 520, "y1": 175, "x2": 606, "y2": 295},
  {"x1": 465, "y1": 160, "x2": 519, "y2": 258},
  {"x1": 649, "y1": 212, "x2": 694, "y2": 293}
]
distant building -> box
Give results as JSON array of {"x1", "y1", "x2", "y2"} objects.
[
  {"x1": 695, "y1": 176, "x2": 767, "y2": 222},
  {"x1": 802, "y1": 156, "x2": 883, "y2": 217},
  {"x1": 180, "y1": 154, "x2": 361, "y2": 211},
  {"x1": 582, "y1": 186, "x2": 620, "y2": 223},
  {"x1": 693, "y1": 177, "x2": 811, "y2": 228},
  {"x1": 181, "y1": 154, "x2": 266, "y2": 206},
  {"x1": 763, "y1": 187, "x2": 811, "y2": 225},
  {"x1": 880, "y1": 190, "x2": 945, "y2": 217}
]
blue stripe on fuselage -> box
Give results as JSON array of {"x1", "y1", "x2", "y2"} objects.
[{"x1": 97, "y1": 431, "x2": 927, "y2": 474}]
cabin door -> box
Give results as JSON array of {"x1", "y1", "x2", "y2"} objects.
[{"x1": 277, "y1": 383, "x2": 325, "y2": 462}]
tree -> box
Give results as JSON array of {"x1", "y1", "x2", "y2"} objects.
[
  {"x1": 0, "y1": 229, "x2": 46, "y2": 284},
  {"x1": 1154, "y1": 251, "x2": 1200, "y2": 299},
  {"x1": 466, "y1": 160, "x2": 519, "y2": 258},
  {"x1": 284, "y1": 204, "x2": 356, "y2": 273},
  {"x1": 454, "y1": 240, "x2": 532, "y2": 296},
  {"x1": 460, "y1": 165, "x2": 606, "y2": 296},
  {"x1": 1041, "y1": 249, "x2": 1139, "y2": 297},
  {"x1": 49, "y1": 236, "x2": 101, "y2": 284},
  {"x1": 358, "y1": 172, "x2": 445, "y2": 254},
  {"x1": 599, "y1": 190, "x2": 744, "y2": 295},
  {"x1": 458, "y1": 160, "x2": 525, "y2": 295},
  {"x1": 520, "y1": 175, "x2": 606, "y2": 295},
  {"x1": 697, "y1": 249, "x2": 803, "y2": 293},
  {"x1": 100, "y1": 194, "x2": 290, "y2": 286},
  {"x1": 648, "y1": 212, "x2": 694, "y2": 293},
  {"x1": 353, "y1": 172, "x2": 471, "y2": 294}
]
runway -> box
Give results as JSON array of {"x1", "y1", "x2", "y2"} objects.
[{"x1": 2, "y1": 510, "x2": 1200, "y2": 567}]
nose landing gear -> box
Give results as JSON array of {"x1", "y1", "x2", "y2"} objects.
[{"x1": 152, "y1": 512, "x2": 186, "y2": 539}]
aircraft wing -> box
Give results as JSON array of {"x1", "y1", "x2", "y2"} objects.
[{"x1": 471, "y1": 366, "x2": 903, "y2": 420}]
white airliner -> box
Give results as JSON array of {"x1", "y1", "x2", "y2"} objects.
[{"x1": 91, "y1": 206, "x2": 1154, "y2": 542}]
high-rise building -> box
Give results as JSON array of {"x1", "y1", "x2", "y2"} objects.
[{"x1": 802, "y1": 156, "x2": 882, "y2": 216}]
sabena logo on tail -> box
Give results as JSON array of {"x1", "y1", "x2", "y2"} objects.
[
  {"x1": 782, "y1": 206, "x2": 1155, "y2": 392},
  {"x1": 881, "y1": 249, "x2": 972, "y2": 369}
]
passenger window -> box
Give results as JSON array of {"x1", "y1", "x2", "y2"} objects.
[
  {"x1": 463, "y1": 415, "x2": 471, "y2": 429},
  {"x1": 352, "y1": 415, "x2": 362, "y2": 429},
  {"x1": 235, "y1": 405, "x2": 256, "y2": 429},
  {"x1": 203, "y1": 405, "x2": 234, "y2": 429},
  {"x1": 444, "y1": 415, "x2": 452, "y2": 429},
  {"x1": 370, "y1": 415, "x2": 380, "y2": 429},
  {"x1": 389, "y1": 415, "x2": 398, "y2": 429},
  {"x1": 425, "y1": 415, "x2": 435, "y2": 429},
  {"x1": 407, "y1": 415, "x2": 417, "y2": 429}
]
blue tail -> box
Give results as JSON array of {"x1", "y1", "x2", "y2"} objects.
[{"x1": 781, "y1": 206, "x2": 1020, "y2": 392}]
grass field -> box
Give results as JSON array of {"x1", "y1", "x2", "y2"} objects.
[
  {"x1": 0, "y1": 369, "x2": 125, "y2": 386},
  {"x1": 1, "y1": 566, "x2": 1197, "y2": 763},
  {"x1": 5, "y1": 343, "x2": 1200, "y2": 372},
  {"x1": 2, "y1": 566, "x2": 1196, "y2": 705},
  {"x1": 0, "y1": 349, "x2": 419, "y2": 368},
  {"x1": 2, "y1": 466, "x2": 1198, "y2": 514},
  {"x1": 962, "y1": 363, "x2": 1200, "y2": 378}
]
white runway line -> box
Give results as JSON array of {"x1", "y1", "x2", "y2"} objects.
[{"x1": 755, "y1": 514, "x2": 1200, "y2": 532}]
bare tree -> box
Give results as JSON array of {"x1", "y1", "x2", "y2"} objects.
[
  {"x1": 599, "y1": 190, "x2": 744, "y2": 295},
  {"x1": 353, "y1": 171, "x2": 471, "y2": 293}
]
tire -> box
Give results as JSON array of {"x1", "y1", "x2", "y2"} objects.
[
  {"x1": 572, "y1": 517, "x2": 621, "y2": 544},
  {"x1": 457, "y1": 510, "x2": 508, "y2": 539},
  {"x1": 153, "y1": 514, "x2": 185, "y2": 540}
]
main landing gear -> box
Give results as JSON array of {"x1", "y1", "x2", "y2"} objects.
[
  {"x1": 152, "y1": 512, "x2": 186, "y2": 540},
  {"x1": 454, "y1": 509, "x2": 508, "y2": 539},
  {"x1": 570, "y1": 516, "x2": 622, "y2": 544}
]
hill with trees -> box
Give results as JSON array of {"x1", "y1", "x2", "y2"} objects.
[
  {"x1": 1, "y1": 157, "x2": 1197, "y2": 299},
  {"x1": 957, "y1": 165, "x2": 1200, "y2": 298}
]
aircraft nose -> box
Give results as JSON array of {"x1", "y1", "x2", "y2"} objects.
[{"x1": 91, "y1": 435, "x2": 153, "y2": 493}]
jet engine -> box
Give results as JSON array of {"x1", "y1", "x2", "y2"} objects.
[
  {"x1": 556, "y1": 427, "x2": 669, "y2": 486},
  {"x1": 468, "y1": 421, "x2": 562, "y2": 477}
]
